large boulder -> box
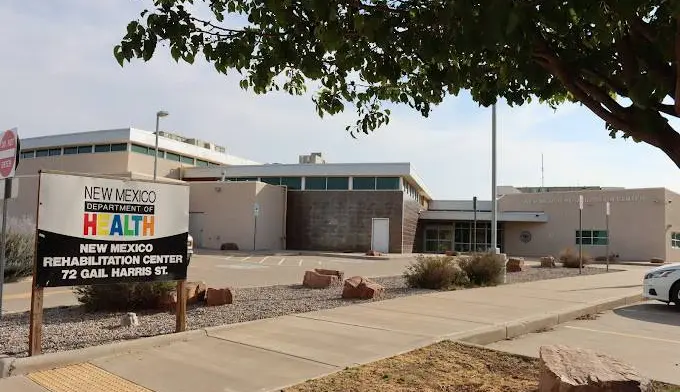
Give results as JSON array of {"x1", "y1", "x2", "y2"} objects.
[
  {"x1": 314, "y1": 268, "x2": 344, "y2": 282},
  {"x1": 540, "y1": 256, "x2": 556, "y2": 268},
  {"x1": 302, "y1": 270, "x2": 340, "y2": 289},
  {"x1": 341, "y1": 276, "x2": 385, "y2": 300},
  {"x1": 206, "y1": 287, "x2": 234, "y2": 306},
  {"x1": 539, "y1": 345, "x2": 650, "y2": 392},
  {"x1": 185, "y1": 281, "x2": 207, "y2": 305},
  {"x1": 506, "y1": 257, "x2": 525, "y2": 272}
]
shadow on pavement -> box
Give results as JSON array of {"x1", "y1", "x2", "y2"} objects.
[
  {"x1": 564, "y1": 284, "x2": 642, "y2": 292},
  {"x1": 613, "y1": 302, "x2": 680, "y2": 327}
]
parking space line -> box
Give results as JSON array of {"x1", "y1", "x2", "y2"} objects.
[
  {"x1": 223, "y1": 256, "x2": 232, "y2": 261},
  {"x1": 241, "y1": 256, "x2": 251, "y2": 262},
  {"x1": 278, "y1": 258, "x2": 285, "y2": 265},
  {"x1": 563, "y1": 326, "x2": 680, "y2": 344},
  {"x1": 298, "y1": 260, "x2": 303, "y2": 266},
  {"x1": 259, "y1": 256, "x2": 268, "y2": 264}
]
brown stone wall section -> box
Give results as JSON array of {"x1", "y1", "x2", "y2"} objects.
[
  {"x1": 402, "y1": 196, "x2": 421, "y2": 253},
  {"x1": 286, "y1": 191, "x2": 404, "y2": 253}
]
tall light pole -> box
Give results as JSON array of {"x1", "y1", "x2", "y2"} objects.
[
  {"x1": 491, "y1": 104, "x2": 498, "y2": 255},
  {"x1": 578, "y1": 194, "x2": 584, "y2": 274},
  {"x1": 605, "y1": 201, "x2": 610, "y2": 272},
  {"x1": 153, "y1": 110, "x2": 169, "y2": 181}
]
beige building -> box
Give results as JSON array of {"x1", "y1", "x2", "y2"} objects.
[{"x1": 8, "y1": 129, "x2": 680, "y2": 261}]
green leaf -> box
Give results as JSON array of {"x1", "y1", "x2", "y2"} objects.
[{"x1": 113, "y1": 45, "x2": 124, "y2": 67}]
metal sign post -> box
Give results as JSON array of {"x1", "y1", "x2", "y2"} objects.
[
  {"x1": 472, "y1": 196, "x2": 477, "y2": 253},
  {"x1": 253, "y1": 203, "x2": 260, "y2": 251},
  {"x1": 606, "y1": 201, "x2": 610, "y2": 272},
  {"x1": 0, "y1": 127, "x2": 19, "y2": 320},
  {"x1": 578, "y1": 195, "x2": 584, "y2": 275}
]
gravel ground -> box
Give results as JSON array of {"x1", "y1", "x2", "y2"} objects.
[{"x1": 0, "y1": 266, "x2": 614, "y2": 358}]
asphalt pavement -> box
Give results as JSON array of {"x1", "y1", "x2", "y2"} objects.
[
  {"x1": 1, "y1": 252, "x2": 416, "y2": 314},
  {"x1": 489, "y1": 301, "x2": 680, "y2": 385}
]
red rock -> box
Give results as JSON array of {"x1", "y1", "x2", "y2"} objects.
[
  {"x1": 506, "y1": 257, "x2": 524, "y2": 272},
  {"x1": 342, "y1": 276, "x2": 384, "y2": 300},
  {"x1": 206, "y1": 288, "x2": 233, "y2": 306},
  {"x1": 540, "y1": 256, "x2": 556, "y2": 268},
  {"x1": 539, "y1": 345, "x2": 650, "y2": 392},
  {"x1": 365, "y1": 250, "x2": 383, "y2": 256},
  {"x1": 302, "y1": 270, "x2": 339, "y2": 289},
  {"x1": 650, "y1": 257, "x2": 664, "y2": 264},
  {"x1": 158, "y1": 291, "x2": 178, "y2": 311},
  {"x1": 314, "y1": 268, "x2": 344, "y2": 282},
  {"x1": 185, "y1": 281, "x2": 208, "y2": 305}
]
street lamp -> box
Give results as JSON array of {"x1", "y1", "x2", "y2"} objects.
[
  {"x1": 491, "y1": 103, "x2": 498, "y2": 255},
  {"x1": 153, "y1": 110, "x2": 169, "y2": 181},
  {"x1": 578, "y1": 194, "x2": 584, "y2": 274},
  {"x1": 606, "y1": 201, "x2": 610, "y2": 272}
]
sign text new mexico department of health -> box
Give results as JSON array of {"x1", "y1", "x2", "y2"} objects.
[{"x1": 35, "y1": 172, "x2": 190, "y2": 287}]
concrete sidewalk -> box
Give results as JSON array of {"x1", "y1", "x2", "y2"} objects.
[{"x1": 2, "y1": 268, "x2": 646, "y2": 392}]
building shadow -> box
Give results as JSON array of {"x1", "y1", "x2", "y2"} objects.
[{"x1": 612, "y1": 302, "x2": 680, "y2": 327}]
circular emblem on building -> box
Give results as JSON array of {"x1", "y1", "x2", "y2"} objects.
[{"x1": 520, "y1": 231, "x2": 532, "y2": 243}]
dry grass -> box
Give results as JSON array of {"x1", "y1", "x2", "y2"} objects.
[{"x1": 285, "y1": 341, "x2": 679, "y2": 392}]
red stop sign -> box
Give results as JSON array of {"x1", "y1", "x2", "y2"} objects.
[{"x1": 0, "y1": 129, "x2": 17, "y2": 179}]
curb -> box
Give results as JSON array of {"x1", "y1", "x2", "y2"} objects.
[
  {"x1": 3, "y1": 329, "x2": 206, "y2": 378},
  {"x1": 439, "y1": 292, "x2": 643, "y2": 346},
  {"x1": 0, "y1": 292, "x2": 644, "y2": 379}
]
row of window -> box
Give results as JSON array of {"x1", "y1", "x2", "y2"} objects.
[
  {"x1": 223, "y1": 176, "x2": 402, "y2": 191},
  {"x1": 403, "y1": 180, "x2": 423, "y2": 203},
  {"x1": 130, "y1": 144, "x2": 216, "y2": 166},
  {"x1": 575, "y1": 230, "x2": 609, "y2": 245},
  {"x1": 20, "y1": 142, "x2": 221, "y2": 168}
]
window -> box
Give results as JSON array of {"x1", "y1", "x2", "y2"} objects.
[
  {"x1": 165, "y1": 152, "x2": 180, "y2": 161},
  {"x1": 326, "y1": 177, "x2": 349, "y2": 190},
  {"x1": 260, "y1": 177, "x2": 281, "y2": 186},
  {"x1": 576, "y1": 230, "x2": 608, "y2": 245},
  {"x1": 196, "y1": 159, "x2": 209, "y2": 167},
  {"x1": 49, "y1": 148, "x2": 61, "y2": 156},
  {"x1": 35, "y1": 149, "x2": 49, "y2": 158},
  {"x1": 305, "y1": 177, "x2": 326, "y2": 190},
  {"x1": 110, "y1": 143, "x2": 127, "y2": 152},
  {"x1": 376, "y1": 176, "x2": 400, "y2": 190},
  {"x1": 180, "y1": 155, "x2": 194, "y2": 165},
  {"x1": 353, "y1": 177, "x2": 376, "y2": 190},
  {"x1": 131, "y1": 144, "x2": 148, "y2": 155},
  {"x1": 280, "y1": 177, "x2": 302, "y2": 190},
  {"x1": 672, "y1": 233, "x2": 680, "y2": 249},
  {"x1": 64, "y1": 147, "x2": 78, "y2": 155},
  {"x1": 94, "y1": 144, "x2": 111, "y2": 153},
  {"x1": 77, "y1": 145, "x2": 92, "y2": 154},
  {"x1": 21, "y1": 151, "x2": 34, "y2": 159}
]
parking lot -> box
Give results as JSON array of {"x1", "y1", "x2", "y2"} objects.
[
  {"x1": 1, "y1": 252, "x2": 415, "y2": 314},
  {"x1": 489, "y1": 301, "x2": 680, "y2": 385}
]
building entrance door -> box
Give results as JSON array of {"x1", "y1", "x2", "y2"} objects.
[{"x1": 371, "y1": 218, "x2": 390, "y2": 253}]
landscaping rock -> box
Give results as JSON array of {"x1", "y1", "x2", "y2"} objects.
[
  {"x1": 366, "y1": 250, "x2": 382, "y2": 256},
  {"x1": 650, "y1": 257, "x2": 664, "y2": 264},
  {"x1": 303, "y1": 270, "x2": 339, "y2": 289},
  {"x1": 206, "y1": 288, "x2": 233, "y2": 306},
  {"x1": 540, "y1": 256, "x2": 556, "y2": 268},
  {"x1": 158, "y1": 291, "x2": 178, "y2": 311},
  {"x1": 538, "y1": 345, "x2": 650, "y2": 392},
  {"x1": 186, "y1": 281, "x2": 207, "y2": 304},
  {"x1": 506, "y1": 257, "x2": 524, "y2": 272},
  {"x1": 120, "y1": 312, "x2": 139, "y2": 327},
  {"x1": 342, "y1": 276, "x2": 385, "y2": 300},
  {"x1": 220, "y1": 242, "x2": 239, "y2": 251},
  {"x1": 314, "y1": 268, "x2": 344, "y2": 282}
]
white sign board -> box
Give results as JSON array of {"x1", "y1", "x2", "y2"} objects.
[{"x1": 35, "y1": 172, "x2": 190, "y2": 287}]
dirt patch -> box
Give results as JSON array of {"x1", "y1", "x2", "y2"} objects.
[{"x1": 285, "y1": 341, "x2": 679, "y2": 392}]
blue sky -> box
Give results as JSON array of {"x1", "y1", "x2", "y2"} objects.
[{"x1": 1, "y1": 0, "x2": 679, "y2": 199}]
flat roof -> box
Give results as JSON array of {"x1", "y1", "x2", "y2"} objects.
[
  {"x1": 20, "y1": 128, "x2": 260, "y2": 166},
  {"x1": 183, "y1": 162, "x2": 434, "y2": 200}
]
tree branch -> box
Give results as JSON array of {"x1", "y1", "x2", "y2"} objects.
[{"x1": 675, "y1": 17, "x2": 680, "y2": 115}]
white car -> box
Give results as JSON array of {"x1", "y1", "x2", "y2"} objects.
[{"x1": 643, "y1": 262, "x2": 680, "y2": 309}]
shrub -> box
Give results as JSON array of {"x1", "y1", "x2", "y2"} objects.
[
  {"x1": 74, "y1": 282, "x2": 176, "y2": 312},
  {"x1": 403, "y1": 255, "x2": 469, "y2": 290},
  {"x1": 458, "y1": 252, "x2": 505, "y2": 286},
  {"x1": 559, "y1": 247, "x2": 591, "y2": 268},
  {"x1": 2, "y1": 216, "x2": 36, "y2": 283}
]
